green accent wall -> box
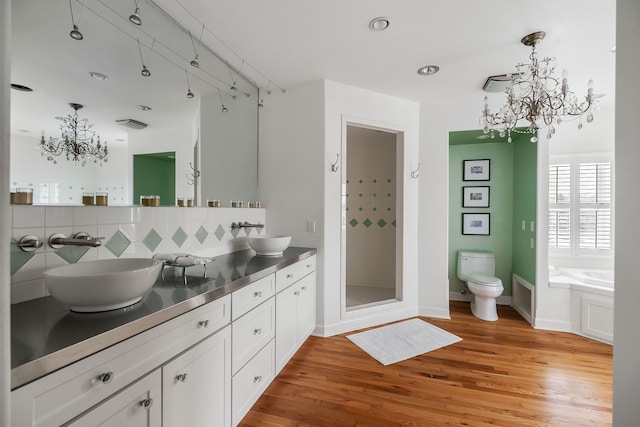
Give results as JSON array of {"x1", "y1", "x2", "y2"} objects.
[
  {"x1": 133, "y1": 152, "x2": 176, "y2": 206},
  {"x1": 512, "y1": 140, "x2": 537, "y2": 285},
  {"x1": 448, "y1": 131, "x2": 538, "y2": 296},
  {"x1": 449, "y1": 142, "x2": 514, "y2": 295}
]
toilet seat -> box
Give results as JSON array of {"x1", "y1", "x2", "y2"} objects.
[{"x1": 468, "y1": 273, "x2": 502, "y2": 287}]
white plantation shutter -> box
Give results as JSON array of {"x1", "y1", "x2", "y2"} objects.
[
  {"x1": 579, "y1": 163, "x2": 612, "y2": 250},
  {"x1": 548, "y1": 164, "x2": 571, "y2": 249}
]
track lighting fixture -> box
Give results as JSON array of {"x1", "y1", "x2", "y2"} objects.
[
  {"x1": 185, "y1": 69, "x2": 194, "y2": 99},
  {"x1": 129, "y1": 0, "x2": 142, "y2": 25},
  {"x1": 217, "y1": 88, "x2": 228, "y2": 113},
  {"x1": 189, "y1": 24, "x2": 205, "y2": 68},
  {"x1": 68, "y1": 0, "x2": 87, "y2": 40},
  {"x1": 137, "y1": 38, "x2": 154, "y2": 77}
]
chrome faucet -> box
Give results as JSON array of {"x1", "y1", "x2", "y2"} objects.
[
  {"x1": 48, "y1": 232, "x2": 104, "y2": 248},
  {"x1": 231, "y1": 221, "x2": 265, "y2": 230}
]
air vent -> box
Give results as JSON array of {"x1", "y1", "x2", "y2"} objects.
[
  {"x1": 115, "y1": 119, "x2": 148, "y2": 129},
  {"x1": 482, "y1": 74, "x2": 518, "y2": 93}
]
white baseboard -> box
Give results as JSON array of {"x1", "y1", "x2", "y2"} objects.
[
  {"x1": 417, "y1": 306, "x2": 451, "y2": 319},
  {"x1": 316, "y1": 306, "x2": 419, "y2": 337},
  {"x1": 533, "y1": 317, "x2": 573, "y2": 332}
]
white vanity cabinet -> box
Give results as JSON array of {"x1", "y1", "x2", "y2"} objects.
[
  {"x1": 230, "y1": 274, "x2": 276, "y2": 426},
  {"x1": 275, "y1": 256, "x2": 317, "y2": 373},
  {"x1": 162, "y1": 325, "x2": 232, "y2": 427},
  {"x1": 66, "y1": 370, "x2": 161, "y2": 426},
  {"x1": 12, "y1": 295, "x2": 230, "y2": 427}
]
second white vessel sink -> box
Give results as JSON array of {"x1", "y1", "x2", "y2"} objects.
[
  {"x1": 247, "y1": 235, "x2": 291, "y2": 256},
  {"x1": 44, "y1": 258, "x2": 162, "y2": 312}
]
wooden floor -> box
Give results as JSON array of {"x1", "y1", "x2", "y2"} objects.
[{"x1": 239, "y1": 302, "x2": 612, "y2": 427}]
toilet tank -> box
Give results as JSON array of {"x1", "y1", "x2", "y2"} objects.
[{"x1": 456, "y1": 251, "x2": 496, "y2": 281}]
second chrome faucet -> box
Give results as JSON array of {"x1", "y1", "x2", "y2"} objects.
[{"x1": 48, "y1": 232, "x2": 104, "y2": 248}]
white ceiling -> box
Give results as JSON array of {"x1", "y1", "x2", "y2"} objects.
[{"x1": 11, "y1": 0, "x2": 616, "y2": 143}]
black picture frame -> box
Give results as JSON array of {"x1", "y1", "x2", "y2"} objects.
[
  {"x1": 462, "y1": 213, "x2": 491, "y2": 235},
  {"x1": 463, "y1": 159, "x2": 491, "y2": 181},
  {"x1": 462, "y1": 186, "x2": 490, "y2": 208}
]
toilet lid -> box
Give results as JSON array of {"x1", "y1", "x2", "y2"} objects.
[{"x1": 468, "y1": 274, "x2": 502, "y2": 286}]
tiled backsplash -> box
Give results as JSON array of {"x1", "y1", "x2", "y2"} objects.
[{"x1": 9, "y1": 205, "x2": 266, "y2": 304}]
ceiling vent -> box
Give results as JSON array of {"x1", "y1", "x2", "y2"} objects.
[
  {"x1": 482, "y1": 74, "x2": 519, "y2": 93},
  {"x1": 115, "y1": 119, "x2": 148, "y2": 129}
]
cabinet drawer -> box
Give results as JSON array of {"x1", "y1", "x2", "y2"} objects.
[
  {"x1": 232, "y1": 274, "x2": 275, "y2": 320},
  {"x1": 232, "y1": 339, "x2": 275, "y2": 426},
  {"x1": 275, "y1": 255, "x2": 316, "y2": 293},
  {"x1": 12, "y1": 295, "x2": 230, "y2": 427},
  {"x1": 232, "y1": 297, "x2": 275, "y2": 374}
]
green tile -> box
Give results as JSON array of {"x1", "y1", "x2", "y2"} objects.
[
  {"x1": 377, "y1": 219, "x2": 387, "y2": 228},
  {"x1": 214, "y1": 224, "x2": 226, "y2": 241},
  {"x1": 10, "y1": 239, "x2": 34, "y2": 275},
  {"x1": 363, "y1": 219, "x2": 372, "y2": 228},
  {"x1": 256, "y1": 227, "x2": 264, "y2": 235},
  {"x1": 195, "y1": 225, "x2": 208, "y2": 244},
  {"x1": 231, "y1": 228, "x2": 240, "y2": 239},
  {"x1": 143, "y1": 228, "x2": 163, "y2": 252},
  {"x1": 172, "y1": 227, "x2": 188, "y2": 248},
  {"x1": 392, "y1": 220, "x2": 397, "y2": 228},
  {"x1": 105, "y1": 230, "x2": 131, "y2": 257},
  {"x1": 56, "y1": 246, "x2": 90, "y2": 264},
  {"x1": 349, "y1": 218, "x2": 358, "y2": 228}
]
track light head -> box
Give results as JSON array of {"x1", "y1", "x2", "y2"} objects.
[
  {"x1": 187, "y1": 90, "x2": 195, "y2": 99},
  {"x1": 141, "y1": 65, "x2": 151, "y2": 77},
  {"x1": 69, "y1": 24, "x2": 83, "y2": 40},
  {"x1": 129, "y1": 7, "x2": 142, "y2": 25},
  {"x1": 221, "y1": 105, "x2": 228, "y2": 113}
]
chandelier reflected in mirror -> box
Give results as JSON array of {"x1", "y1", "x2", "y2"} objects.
[
  {"x1": 40, "y1": 103, "x2": 108, "y2": 166},
  {"x1": 480, "y1": 31, "x2": 598, "y2": 143}
]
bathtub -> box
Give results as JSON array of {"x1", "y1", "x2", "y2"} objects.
[{"x1": 549, "y1": 267, "x2": 614, "y2": 344}]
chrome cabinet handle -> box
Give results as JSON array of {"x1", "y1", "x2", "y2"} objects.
[
  {"x1": 198, "y1": 320, "x2": 210, "y2": 328},
  {"x1": 140, "y1": 398, "x2": 153, "y2": 409},
  {"x1": 254, "y1": 328, "x2": 262, "y2": 335},
  {"x1": 301, "y1": 286, "x2": 307, "y2": 291},
  {"x1": 294, "y1": 291, "x2": 300, "y2": 296},
  {"x1": 287, "y1": 273, "x2": 293, "y2": 279},
  {"x1": 97, "y1": 371, "x2": 114, "y2": 384},
  {"x1": 306, "y1": 264, "x2": 311, "y2": 269},
  {"x1": 253, "y1": 375, "x2": 262, "y2": 383},
  {"x1": 175, "y1": 373, "x2": 188, "y2": 383},
  {"x1": 254, "y1": 291, "x2": 262, "y2": 298}
]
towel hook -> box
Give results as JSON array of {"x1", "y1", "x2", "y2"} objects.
[
  {"x1": 186, "y1": 162, "x2": 201, "y2": 185},
  {"x1": 330, "y1": 154, "x2": 340, "y2": 172},
  {"x1": 411, "y1": 163, "x2": 420, "y2": 179}
]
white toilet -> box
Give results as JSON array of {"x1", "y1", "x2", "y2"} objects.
[{"x1": 456, "y1": 251, "x2": 504, "y2": 321}]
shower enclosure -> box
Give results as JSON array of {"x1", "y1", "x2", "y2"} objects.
[{"x1": 343, "y1": 124, "x2": 401, "y2": 310}]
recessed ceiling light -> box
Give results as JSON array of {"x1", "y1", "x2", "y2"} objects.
[
  {"x1": 11, "y1": 83, "x2": 33, "y2": 92},
  {"x1": 136, "y1": 105, "x2": 152, "y2": 111},
  {"x1": 369, "y1": 17, "x2": 390, "y2": 31},
  {"x1": 89, "y1": 72, "x2": 109, "y2": 80},
  {"x1": 417, "y1": 65, "x2": 440, "y2": 76}
]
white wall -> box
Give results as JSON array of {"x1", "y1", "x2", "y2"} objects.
[
  {"x1": 613, "y1": 0, "x2": 640, "y2": 423},
  {"x1": 260, "y1": 79, "x2": 421, "y2": 336}
]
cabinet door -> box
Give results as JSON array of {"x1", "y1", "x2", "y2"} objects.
[
  {"x1": 297, "y1": 272, "x2": 316, "y2": 341},
  {"x1": 162, "y1": 324, "x2": 232, "y2": 427},
  {"x1": 66, "y1": 370, "x2": 161, "y2": 427},
  {"x1": 275, "y1": 284, "x2": 298, "y2": 374}
]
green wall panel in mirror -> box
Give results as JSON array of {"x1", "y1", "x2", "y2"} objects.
[{"x1": 134, "y1": 152, "x2": 176, "y2": 207}]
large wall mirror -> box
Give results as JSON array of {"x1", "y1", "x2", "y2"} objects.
[{"x1": 10, "y1": 0, "x2": 258, "y2": 206}]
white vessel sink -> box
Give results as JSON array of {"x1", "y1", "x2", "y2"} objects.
[
  {"x1": 44, "y1": 258, "x2": 162, "y2": 312},
  {"x1": 247, "y1": 235, "x2": 291, "y2": 256}
]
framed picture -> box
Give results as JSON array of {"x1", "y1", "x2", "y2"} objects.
[
  {"x1": 463, "y1": 159, "x2": 490, "y2": 181},
  {"x1": 462, "y1": 213, "x2": 490, "y2": 235},
  {"x1": 462, "y1": 186, "x2": 490, "y2": 208}
]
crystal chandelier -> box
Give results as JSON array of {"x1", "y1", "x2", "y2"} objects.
[
  {"x1": 480, "y1": 31, "x2": 597, "y2": 143},
  {"x1": 40, "y1": 103, "x2": 108, "y2": 166}
]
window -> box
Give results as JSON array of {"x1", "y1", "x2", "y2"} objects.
[{"x1": 548, "y1": 155, "x2": 613, "y2": 256}]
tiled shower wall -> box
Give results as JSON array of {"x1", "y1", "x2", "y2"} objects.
[
  {"x1": 9, "y1": 205, "x2": 266, "y2": 304},
  {"x1": 346, "y1": 127, "x2": 396, "y2": 289}
]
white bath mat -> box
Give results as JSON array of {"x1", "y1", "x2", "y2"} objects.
[{"x1": 347, "y1": 318, "x2": 462, "y2": 366}]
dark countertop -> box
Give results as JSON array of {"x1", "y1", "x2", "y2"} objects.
[{"x1": 11, "y1": 247, "x2": 316, "y2": 390}]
